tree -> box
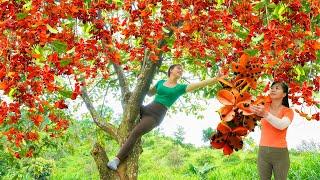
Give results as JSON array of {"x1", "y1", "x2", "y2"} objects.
[
  {"x1": 174, "y1": 125, "x2": 185, "y2": 145},
  {"x1": 202, "y1": 127, "x2": 215, "y2": 143},
  {"x1": 0, "y1": 0, "x2": 319, "y2": 179}
]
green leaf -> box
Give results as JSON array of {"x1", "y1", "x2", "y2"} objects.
[
  {"x1": 134, "y1": 37, "x2": 142, "y2": 47},
  {"x1": 113, "y1": 0, "x2": 123, "y2": 6},
  {"x1": 316, "y1": 50, "x2": 320, "y2": 63},
  {"x1": 216, "y1": 0, "x2": 225, "y2": 6},
  {"x1": 278, "y1": 5, "x2": 286, "y2": 15},
  {"x1": 84, "y1": 0, "x2": 92, "y2": 5},
  {"x1": 301, "y1": 0, "x2": 311, "y2": 13},
  {"x1": 294, "y1": 65, "x2": 305, "y2": 81},
  {"x1": 252, "y1": 33, "x2": 264, "y2": 43},
  {"x1": 253, "y1": 1, "x2": 266, "y2": 11},
  {"x1": 232, "y1": 20, "x2": 242, "y2": 27},
  {"x1": 236, "y1": 31, "x2": 249, "y2": 39},
  {"x1": 59, "y1": 89, "x2": 72, "y2": 98},
  {"x1": 16, "y1": 13, "x2": 28, "y2": 20},
  {"x1": 52, "y1": 41, "x2": 67, "y2": 54},
  {"x1": 60, "y1": 59, "x2": 71, "y2": 67},
  {"x1": 46, "y1": 24, "x2": 59, "y2": 34},
  {"x1": 272, "y1": 3, "x2": 287, "y2": 21},
  {"x1": 23, "y1": 1, "x2": 32, "y2": 11},
  {"x1": 312, "y1": 14, "x2": 320, "y2": 26},
  {"x1": 244, "y1": 49, "x2": 259, "y2": 56},
  {"x1": 267, "y1": 3, "x2": 277, "y2": 9},
  {"x1": 83, "y1": 23, "x2": 93, "y2": 34},
  {"x1": 162, "y1": 27, "x2": 170, "y2": 34},
  {"x1": 34, "y1": 46, "x2": 41, "y2": 55},
  {"x1": 9, "y1": 88, "x2": 17, "y2": 98},
  {"x1": 66, "y1": 47, "x2": 75, "y2": 54}
]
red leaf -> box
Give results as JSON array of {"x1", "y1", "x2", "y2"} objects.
[
  {"x1": 236, "y1": 92, "x2": 252, "y2": 105},
  {"x1": 220, "y1": 105, "x2": 235, "y2": 122},
  {"x1": 217, "y1": 122, "x2": 232, "y2": 134},
  {"x1": 31, "y1": 115, "x2": 44, "y2": 127},
  {"x1": 263, "y1": 82, "x2": 270, "y2": 93},
  {"x1": 211, "y1": 141, "x2": 225, "y2": 149},
  {"x1": 26, "y1": 149, "x2": 34, "y2": 158},
  {"x1": 25, "y1": 132, "x2": 39, "y2": 141},
  {"x1": 54, "y1": 100, "x2": 68, "y2": 109},
  {"x1": 223, "y1": 144, "x2": 233, "y2": 155},
  {"x1": 14, "y1": 152, "x2": 21, "y2": 159},
  {"x1": 228, "y1": 135, "x2": 243, "y2": 151},
  {"x1": 233, "y1": 127, "x2": 248, "y2": 136},
  {"x1": 217, "y1": 90, "x2": 235, "y2": 105},
  {"x1": 312, "y1": 113, "x2": 319, "y2": 121}
]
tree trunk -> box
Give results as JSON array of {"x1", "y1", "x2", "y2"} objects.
[
  {"x1": 89, "y1": 38, "x2": 168, "y2": 179},
  {"x1": 117, "y1": 140, "x2": 142, "y2": 180},
  {"x1": 91, "y1": 142, "x2": 120, "y2": 180},
  {"x1": 91, "y1": 138, "x2": 143, "y2": 180}
]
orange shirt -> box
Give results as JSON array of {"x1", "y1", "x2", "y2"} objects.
[{"x1": 260, "y1": 103, "x2": 294, "y2": 148}]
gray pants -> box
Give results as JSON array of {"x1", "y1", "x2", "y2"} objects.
[{"x1": 258, "y1": 146, "x2": 290, "y2": 180}]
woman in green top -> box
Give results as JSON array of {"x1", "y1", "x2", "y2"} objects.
[{"x1": 107, "y1": 64, "x2": 219, "y2": 170}]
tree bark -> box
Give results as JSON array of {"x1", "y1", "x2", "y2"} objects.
[{"x1": 91, "y1": 142, "x2": 120, "y2": 180}]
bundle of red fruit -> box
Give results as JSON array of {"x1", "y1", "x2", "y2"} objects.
[
  {"x1": 210, "y1": 80, "x2": 271, "y2": 155},
  {"x1": 210, "y1": 53, "x2": 270, "y2": 155}
]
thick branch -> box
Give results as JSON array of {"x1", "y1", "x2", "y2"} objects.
[
  {"x1": 117, "y1": 31, "x2": 173, "y2": 133},
  {"x1": 130, "y1": 36, "x2": 170, "y2": 106},
  {"x1": 81, "y1": 86, "x2": 119, "y2": 142},
  {"x1": 91, "y1": 142, "x2": 120, "y2": 180},
  {"x1": 112, "y1": 63, "x2": 130, "y2": 107},
  {"x1": 119, "y1": 53, "x2": 164, "y2": 132}
]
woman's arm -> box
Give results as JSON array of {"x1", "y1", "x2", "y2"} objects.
[
  {"x1": 185, "y1": 78, "x2": 217, "y2": 93},
  {"x1": 264, "y1": 113, "x2": 291, "y2": 130},
  {"x1": 250, "y1": 105, "x2": 291, "y2": 130}
]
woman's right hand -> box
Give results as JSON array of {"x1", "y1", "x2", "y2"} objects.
[
  {"x1": 138, "y1": 74, "x2": 144, "y2": 79},
  {"x1": 250, "y1": 105, "x2": 268, "y2": 118}
]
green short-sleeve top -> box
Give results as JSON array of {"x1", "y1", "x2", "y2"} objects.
[{"x1": 153, "y1": 80, "x2": 188, "y2": 108}]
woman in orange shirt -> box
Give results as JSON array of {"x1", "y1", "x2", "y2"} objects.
[{"x1": 250, "y1": 82, "x2": 294, "y2": 180}]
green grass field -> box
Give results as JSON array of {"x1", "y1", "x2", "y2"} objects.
[{"x1": 46, "y1": 133, "x2": 320, "y2": 180}]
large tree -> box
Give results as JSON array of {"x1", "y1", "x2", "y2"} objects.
[{"x1": 0, "y1": 0, "x2": 319, "y2": 179}]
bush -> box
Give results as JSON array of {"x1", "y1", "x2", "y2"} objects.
[
  {"x1": 3, "y1": 157, "x2": 55, "y2": 180},
  {"x1": 166, "y1": 147, "x2": 185, "y2": 168}
]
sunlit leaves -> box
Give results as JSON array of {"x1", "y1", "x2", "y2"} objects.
[{"x1": 51, "y1": 41, "x2": 67, "y2": 54}]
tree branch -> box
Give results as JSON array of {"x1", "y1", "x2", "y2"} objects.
[
  {"x1": 112, "y1": 63, "x2": 130, "y2": 108},
  {"x1": 117, "y1": 31, "x2": 173, "y2": 139},
  {"x1": 80, "y1": 86, "x2": 119, "y2": 142},
  {"x1": 119, "y1": 52, "x2": 164, "y2": 131}
]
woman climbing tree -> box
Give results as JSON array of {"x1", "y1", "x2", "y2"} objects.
[{"x1": 107, "y1": 64, "x2": 220, "y2": 170}]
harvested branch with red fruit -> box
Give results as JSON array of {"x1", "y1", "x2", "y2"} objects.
[{"x1": 210, "y1": 53, "x2": 271, "y2": 155}]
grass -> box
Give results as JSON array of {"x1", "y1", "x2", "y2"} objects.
[{"x1": 40, "y1": 133, "x2": 320, "y2": 179}]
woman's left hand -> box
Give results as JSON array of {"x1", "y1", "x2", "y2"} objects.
[{"x1": 250, "y1": 105, "x2": 268, "y2": 118}]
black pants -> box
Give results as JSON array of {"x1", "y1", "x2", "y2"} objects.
[{"x1": 116, "y1": 102, "x2": 167, "y2": 161}]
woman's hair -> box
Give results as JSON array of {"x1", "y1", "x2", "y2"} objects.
[
  {"x1": 271, "y1": 81, "x2": 289, "y2": 107},
  {"x1": 167, "y1": 64, "x2": 182, "y2": 77}
]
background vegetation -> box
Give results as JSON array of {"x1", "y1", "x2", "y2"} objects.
[{"x1": 1, "y1": 119, "x2": 319, "y2": 180}]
